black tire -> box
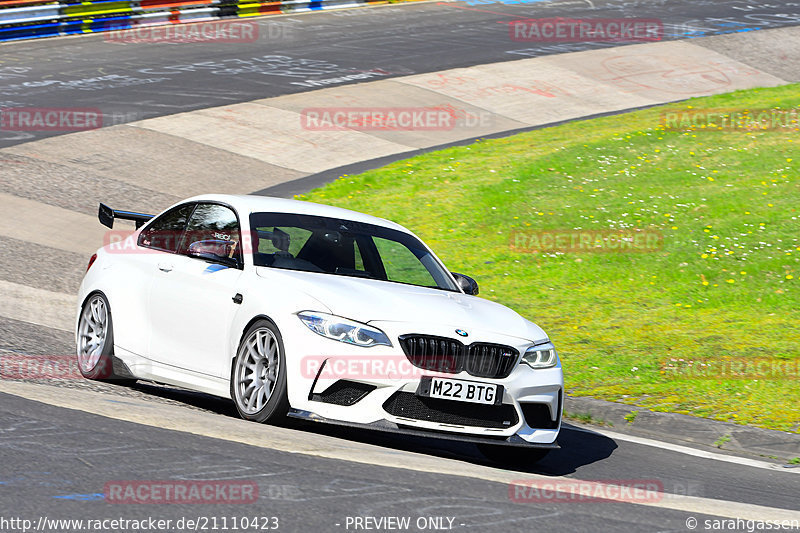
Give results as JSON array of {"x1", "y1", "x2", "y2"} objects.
[
  {"x1": 76, "y1": 292, "x2": 134, "y2": 382},
  {"x1": 230, "y1": 319, "x2": 290, "y2": 423},
  {"x1": 478, "y1": 443, "x2": 550, "y2": 465}
]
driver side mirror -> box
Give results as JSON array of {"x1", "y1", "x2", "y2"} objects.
[{"x1": 452, "y1": 272, "x2": 479, "y2": 295}]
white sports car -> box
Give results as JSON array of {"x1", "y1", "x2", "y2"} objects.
[{"x1": 76, "y1": 194, "x2": 563, "y2": 461}]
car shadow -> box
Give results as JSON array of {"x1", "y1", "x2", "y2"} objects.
[
  {"x1": 128, "y1": 381, "x2": 616, "y2": 475},
  {"x1": 288, "y1": 421, "x2": 617, "y2": 476}
]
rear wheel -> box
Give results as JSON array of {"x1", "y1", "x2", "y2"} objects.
[
  {"x1": 76, "y1": 293, "x2": 132, "y2": 381},
  {"x1": 231, "y1": 320, "x2": 289, "y2": 423},
  {"x1": 478, "y1": 443, "x2": 550, "y2": 465}
]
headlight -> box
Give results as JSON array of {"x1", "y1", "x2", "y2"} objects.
[
  {"x1": 297, "y1": 311, "x2": 392, "y2": 347},
  {"x1": 521, "y1": 342, "x2": 558, "y2": 369}
]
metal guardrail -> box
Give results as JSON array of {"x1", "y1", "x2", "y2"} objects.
[{"x1": 0, "y1": 0, "x2": 383, "y2": 42}]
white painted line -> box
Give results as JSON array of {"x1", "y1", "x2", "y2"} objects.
[
  {"x1": 133, "y1": 104, "x2": 414, "y2": 174},
  {"x1": 0, "y1": 381, "x2": 798, "y2": 522},
  {"x1": 569, "y1": 425, "x2": 799, "y2": 474},
  {"x1": 0, "y1": 192, "x2": 105, "y2": 256},
  {"x1": 0, "y1": 279, "x2": 75, "y2": 332}
]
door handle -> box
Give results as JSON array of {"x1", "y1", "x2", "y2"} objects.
[{"x1": 158, "y1": 263, "x2": 173, "y2": 272}]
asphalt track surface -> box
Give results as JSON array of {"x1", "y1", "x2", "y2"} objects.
[
  {"x1": 0, "y1": 389, "x2": 798, "y2": 533},
  {"x1": 2, "y1": 0, "x2": 800, "y2": 148},
  {"x1": 1, "y1": 0, "x2": 800, "y2": 531}
]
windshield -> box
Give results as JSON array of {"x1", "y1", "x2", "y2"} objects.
[{"x1": 249, "y1": 212, "x2": 458, "y2": 291}]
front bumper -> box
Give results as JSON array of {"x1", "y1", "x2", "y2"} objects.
[{"x1": 284, "y1": 319, "x2": 563, "y2": 446}]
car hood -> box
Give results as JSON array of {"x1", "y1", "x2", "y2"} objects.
[{"x1": 255, "y1": 267, "x2": 546, "y2": 342}]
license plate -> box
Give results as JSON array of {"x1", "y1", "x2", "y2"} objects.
[{"x1": 417, "y1": 376, "x2": 502, "y2": 405}]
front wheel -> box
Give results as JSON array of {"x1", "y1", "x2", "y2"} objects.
[{"x1": 231, "y1": 320, "x2": 290, "y2": 423}]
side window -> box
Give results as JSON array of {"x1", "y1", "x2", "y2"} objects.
[
  {"x1": 372, "y1": 237, "x2": 436, "y2": 287},
  {"x1": 180, "y1": 203, "x2": 242, "y2": 267},
  {"x1": 138, "y1": 203, "x2": 195, "y2": 253},
  {"x1": 354, "y1": 241, "x2": 365, "y2": 271},
  {"x1": 255, "y1": 226, "x2": 312, "y2": 256}
]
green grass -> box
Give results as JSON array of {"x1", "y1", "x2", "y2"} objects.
[
  {"x1": 564, "y1": 411, "x2": 613, "y2": 427},
  {"x1": 713, "y1": 434, "x2": 732, "y2": 448},
  {"x1": 298, "y1": 84, "x2": 800, "y2": 433}
]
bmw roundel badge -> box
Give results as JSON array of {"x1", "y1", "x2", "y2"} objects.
[{"x1": 455, "y1": 329, "x2": 468, "y2": 337}]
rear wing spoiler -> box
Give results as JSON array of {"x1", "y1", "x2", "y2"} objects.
[{"x1": 98, "y1": 203, "x2": 154, "y2": 229}]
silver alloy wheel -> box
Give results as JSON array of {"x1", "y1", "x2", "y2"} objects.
[
  {"x1": 234, "y1": 327, "x2": 281, "y2": 415},
  {"x1": 77, "y1": 294, "x2": 108, "y2": 373}
]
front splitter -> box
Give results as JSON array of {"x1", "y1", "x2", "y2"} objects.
[{"x1": 287, "y1": 409, "x2": 560, "y2": 449}]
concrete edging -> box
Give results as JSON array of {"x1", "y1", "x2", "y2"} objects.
[{"x1": 564, "y1": 395, "x2": 800, "y2": 464}]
